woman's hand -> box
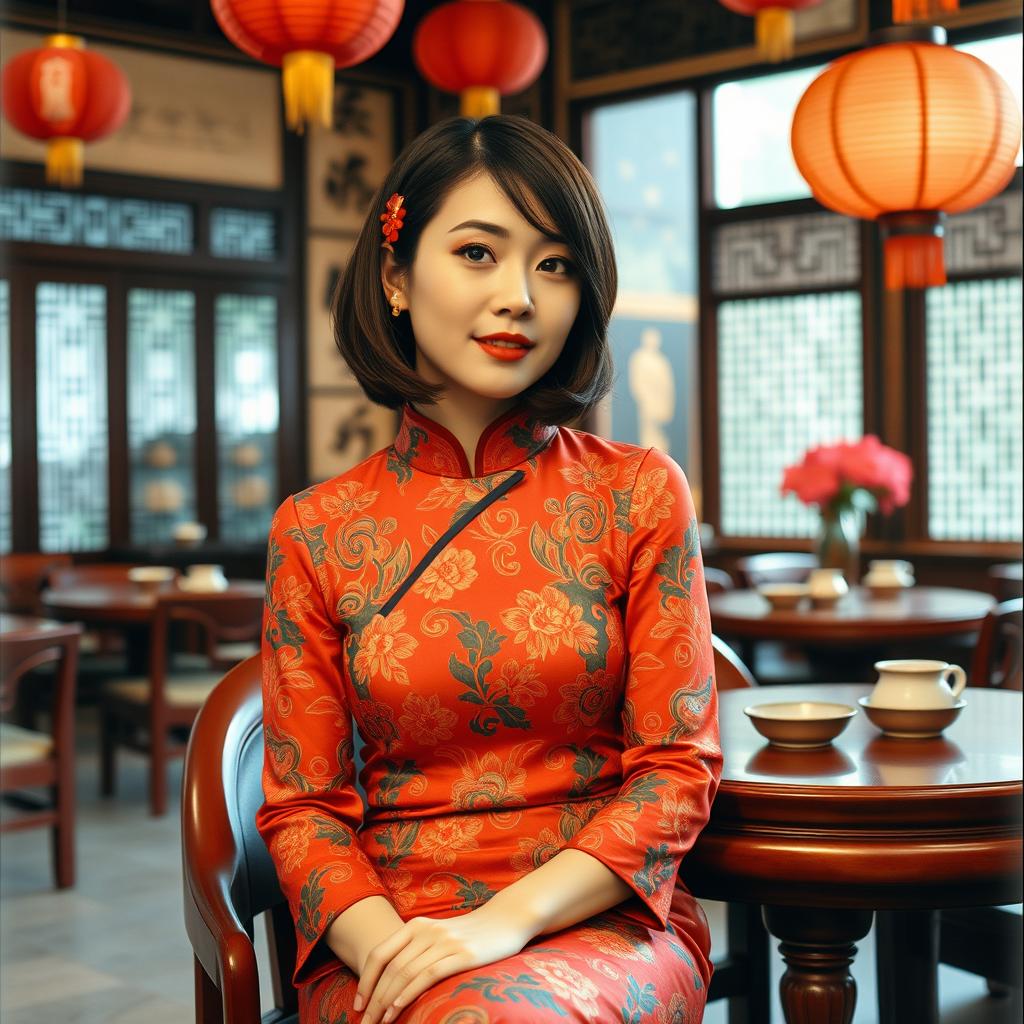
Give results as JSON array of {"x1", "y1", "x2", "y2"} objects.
[{"x1": 353, "y1": 899, "x2": 537, "y2": 1024}]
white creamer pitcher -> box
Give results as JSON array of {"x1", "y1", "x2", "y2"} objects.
[{"x1": 870, "y1": 659, "x2": 967, "y2": 709}]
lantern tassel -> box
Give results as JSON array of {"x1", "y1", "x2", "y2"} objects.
[
  {"x1": 884, "y1": 234, "x2": 946, "y2": 290},
  {"x1": 45, "y1": 137, "x2": 83, "y2": 188},
  {"x1": 892, "y1": 0, "x2": 959, "y2": 23},
  {"x1": 460, "y1": 86, "x2": 501, "y2": 118},
  {"x1": 281, "y1": 50, "x2": 334, "y2": 134},
  {"x1": 756, "y1": 8, "x2": 795, "y2": 63}
]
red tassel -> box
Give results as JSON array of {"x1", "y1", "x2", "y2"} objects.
[{"x1": 884, "y1": 234, "x2": 946, "y2": 290}]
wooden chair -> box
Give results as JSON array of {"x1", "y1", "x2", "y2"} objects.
[
  {"x1": 0, "y1": 553, "x2": 72, "y2": 614},
  {"x1": 731, "y1": 554, "x2": 817, "y2": 686},
  {"x1": 988, "y1": 563, "x2": 1023, "y2": 603},
  {"x1": 706, "y1": 634, "x2": 771, "y2": 1021},
  {"x1": 101, "y1": 590, "x2": 262, "y2": 816},
  {"x1": 704, "y1": 567, "x2": 735, "y2": 595},
  {"x1": 877, "y1": 599, "x2": 1024, "y2": 1014},
  {"x1": 0, "y1": 615, "x2": 81, "y2": 888},
  {"x1": 969, "y1": 598, "x2": 1023, "y2": 691},
  {"x1": 939, "y1": 597, "x2": 1024, "y2": 998},
  {"x1": 182, "y1": 642, "x2": 771, "y2": 1024},
  {"x1": 734, "y1": 552, "x2": 818, "y2": 589}
]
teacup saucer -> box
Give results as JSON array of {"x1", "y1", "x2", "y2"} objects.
[{"x1": 858, "y1": 696, "x2": 966, "y2": 739}]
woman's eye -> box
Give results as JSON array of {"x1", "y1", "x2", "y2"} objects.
[
  {"x1": 456, "y1": 244, "x2": 493, "y2": 263},
  {"x1": 539, "y1": 256, "x2": 573, "y2": 275}
]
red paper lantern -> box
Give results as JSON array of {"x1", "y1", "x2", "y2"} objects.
[
  {"x1": 718, "y1": 0, "x2": 821, "y2": 62},
  {"x1": 413, "y1": 0, "x2": 547, "y2": 118},
  {"x1": 791, "y1": 26, "x2": 1020, "y2": 289},
  {"x1": 1, "y1": 34, "x2": 131, "y2": 188},
  {"x1": 210, "y1": 0, "x2": 404, "y2": 132}
]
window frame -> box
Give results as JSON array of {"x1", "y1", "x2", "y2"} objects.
[{"x1": 2, "y1": 153, "x2": 303, "y2": 556}]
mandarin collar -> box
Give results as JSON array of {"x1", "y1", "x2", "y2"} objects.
[{"x1": 392, "y1": 401, "x2": 557, "y2": 479}]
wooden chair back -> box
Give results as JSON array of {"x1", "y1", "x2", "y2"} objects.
[
  {"x1": 988, "y1": 563, "x2": 1023, "y2": 603},
  {"x1": 182, "y1": 655, "x2": 297, "y2": 1024},
  {"x1": 712, "y1": 634, "x2": 757, "y2": 690},
  {"x1": 734, "y1": 552, "x2": 817, "y2": 588},
  {"x1": 0, "y1": 554, "x2": 72, "y2": 614},
  {"x1": 0, "y1": 615, "x2": 81, "y2": 887},
  {"x1": 704, "y1": 567, "x2": 734, "y2": 595},
  {"x1": 969, "y1": 598, "x2": 1023, "y2": 691}
]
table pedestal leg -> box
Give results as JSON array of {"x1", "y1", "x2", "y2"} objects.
[{"x1": 762, "y1": 905, "x2": 873, "y2": 1024}]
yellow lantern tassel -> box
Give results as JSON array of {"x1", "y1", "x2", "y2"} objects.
[
  {"x1": 46, "y1": 137, "x2": 83, "y2": 188},
  {"x1": 756, "y1": 8, "x2": 795, "y2": 63},
  {"x1": 892, "y1": 0, "x2": 959, "y2": 22},
  {"x1": 884, "y1": 235, "x2": 946, "y2": 290},
  {"x1": 281, "y1": 51, "x2": 334, "y2": 134},
  {"x1": 460, "y1": 86, "x2": 501, "y2": 118}
]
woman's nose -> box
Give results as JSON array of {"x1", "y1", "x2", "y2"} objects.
[{"x1": 493, "y1": 268, "x2": 535, "y2": 318}]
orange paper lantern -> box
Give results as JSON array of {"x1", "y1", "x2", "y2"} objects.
[
  {"x1": 413, "y1": 0, "x2": 547, "y2": 118},
  {"x1": 1, "y1": 34, "x2": 131, "y2": 188},
  {"x1": 719, "y1": 0, "x2": 821, "y2": 63},
  {"x1": 791, "y1": 26, "x2": 1021, "y2": 289},
  {"x1": 892, "y1": 0, "x2": 958, "y2": 23},
  {"x1": 210, "y1": 0, "x2": 404, "y2": 132}
]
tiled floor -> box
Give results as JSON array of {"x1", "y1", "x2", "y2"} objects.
[{"x1": 1, "y1": 707, "x2": 1019, "y2": 1023}]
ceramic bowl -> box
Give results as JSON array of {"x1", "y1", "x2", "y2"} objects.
[
  {"x1": 744, "y1": 701, "x2": 858, "y2": 749},
  {"x1": 863, "y1": 578, "x2": 911, "y2": 599},
  {"x1": 757, "y1": 583, "x2": 810, "y2": 611},
  {"x1": 179, "y1": 565, "x2": 228, "y2": 593},
  {"x1": 857, "y1": 696, "x2": 965, "y2": 739},
  {"x1": 127, "y1": 565, "x2": 175, "y2": 587}
]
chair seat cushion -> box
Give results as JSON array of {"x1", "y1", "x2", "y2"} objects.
[
  {"x1": 104, "y1": 672, "x2": 222, "y2": 707},
  {"x1": 0, "y1": 722, "x2": 53, "y2": 767}
]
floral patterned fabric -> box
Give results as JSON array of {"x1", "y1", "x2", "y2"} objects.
[{"x1": 257, "y1": 400, "x2": 723, "y2": 1023}]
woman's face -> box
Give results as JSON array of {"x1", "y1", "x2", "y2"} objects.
[{"x1": 383, "y1": 172, "x2": 582, "y2": 406}]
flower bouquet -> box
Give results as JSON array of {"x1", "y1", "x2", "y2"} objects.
[{"x1": 781, "y1": 436, "x2": 913, "y2": 582}]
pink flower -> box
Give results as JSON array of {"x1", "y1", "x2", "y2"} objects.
[{"x1": 780, "y1": 436, "x2": 913, "y2": 516}]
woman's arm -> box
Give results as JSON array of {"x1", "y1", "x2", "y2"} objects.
[
  {"x1": 485, "y1": 848, "x2": 633, "y2": 937},
  {"x1": 257, "y1": 494, "x2": 394, "y2": 987},
  {"x1": 325, "y1": 895, "x2": 407, "y2": 974}
]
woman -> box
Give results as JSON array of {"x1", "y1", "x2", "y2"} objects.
[{"x1": 258, "y1": 115, "x2": 722, "y2": 1024}]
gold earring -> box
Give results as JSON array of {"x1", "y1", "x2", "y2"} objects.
[{"x1": 390, "y1": 291, "x2": 401, "y2": 318}]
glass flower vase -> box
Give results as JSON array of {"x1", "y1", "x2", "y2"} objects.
[{"x1": 816, "y1": 506, "x2": 861, "y2": 585}]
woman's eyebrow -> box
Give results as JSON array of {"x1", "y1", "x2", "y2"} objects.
[
  {"x1": 448, "y1": 219, "x2": 509, "y2": 238},
  {"x1": 447, "y1": 219, "x2": 567, "y2": 245}
]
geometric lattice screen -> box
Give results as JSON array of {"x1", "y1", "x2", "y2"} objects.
[
  {"x1": 210, "y1": 207, "x2": 277, "y2": 261},
  {"x1": 127, "y1": 289, "x2": 198, "y2": 546},
  {"x1": 718, "y1": 291, "x2": 863, "y2": 537},
  {"x1": 0, "y1": 187, "x2": 193, "y2": 254},
  {"x1": 215, "y1": 293, "x2": 279, "y2": 543},
  {"x1": 926, "y1": 277, "x2": 1023, "y2": 541},
  {"x1": 36, "y1": 282, "x2": 109, "y2": 552}
]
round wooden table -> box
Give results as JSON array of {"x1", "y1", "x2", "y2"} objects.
[
  {"x1": 708, "y1": 586, "x2": 995, "y2": 645},
  {"x1": 40, "y1": 580, "x2": 265, "y2": 625},
  {"x1": 40, "y1": 581, "x2": 265, "y2": 671},
  {"x1": 681, "y1": 683, "x2": 1023, "y2": 1024}
]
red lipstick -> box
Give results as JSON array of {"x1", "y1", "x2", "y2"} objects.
[{"x1": 474, "y1": 332, "x2": 536, "y2": 362}]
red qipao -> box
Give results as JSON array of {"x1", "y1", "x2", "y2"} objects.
[{"x1": 257, "y1": 400, "x2": 723, "y2": 1023}]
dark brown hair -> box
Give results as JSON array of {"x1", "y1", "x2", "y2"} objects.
[{"x1": 331, "y1": 115, "x2": 617, "y2": 426}]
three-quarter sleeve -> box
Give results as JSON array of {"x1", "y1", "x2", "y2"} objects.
[
  {"x1": 256, "y1": 495, "x2": 391, "y2": 986},
  {"x1": 563, "y1": 446, "x2": 723, "y2": 929}
]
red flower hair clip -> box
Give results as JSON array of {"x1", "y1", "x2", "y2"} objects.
[{"x1": 380, "y1": 193, "x2": 407, "y2": 246}]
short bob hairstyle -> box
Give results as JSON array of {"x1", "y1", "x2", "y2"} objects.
[{"x1": 331, "y1": 115, "x2": 617, "y2": 427}]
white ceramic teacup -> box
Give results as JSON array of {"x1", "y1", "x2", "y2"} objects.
[
  {"x1": 182, "y1": 564, "x2": 228, "y2": 591},
  {"x1": 173, "y1": 521, "x2": 208, "y2": 546},
  {"x1": 870, "y1": 659, "x2": 967, "y2": 709},
  {"x1": 864, "y1": 559, "x2": 914, "y2": 588},
  {"x1": 808, "y1": 567, "x2": 849, "y2": 603}
]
